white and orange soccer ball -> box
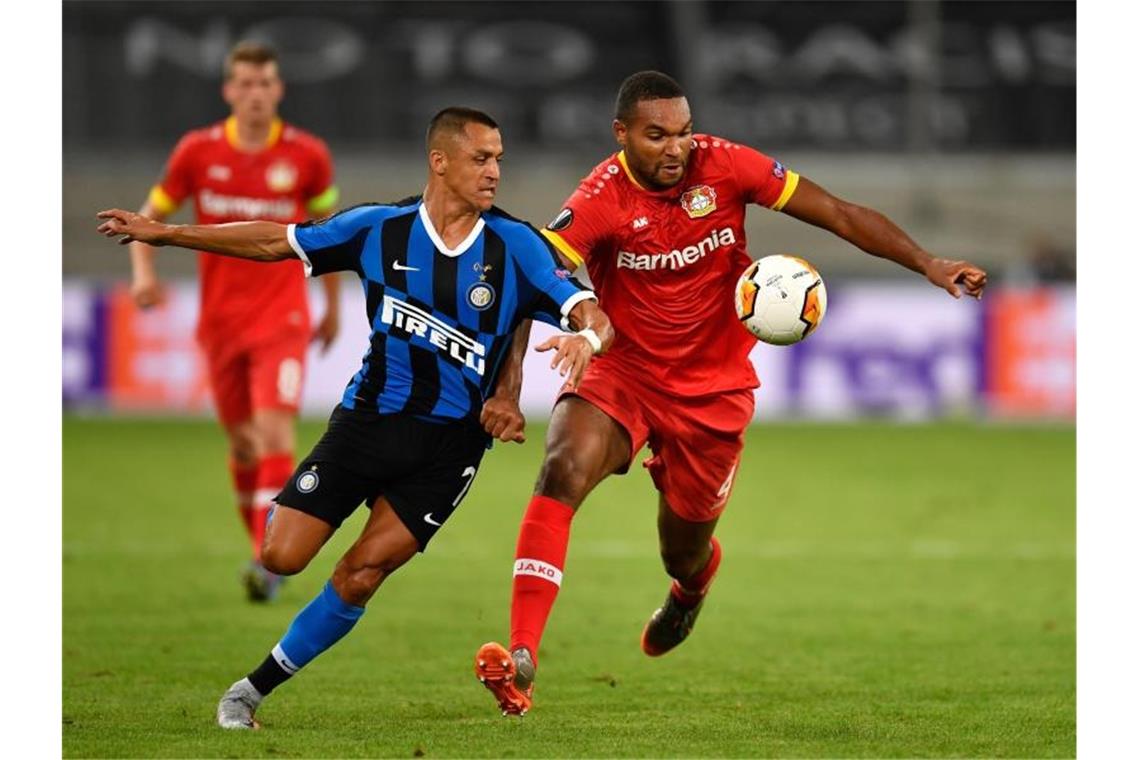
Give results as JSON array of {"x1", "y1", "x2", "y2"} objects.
[{"x1": 734, "y1": 255, "x2": 827, "y2": 345}]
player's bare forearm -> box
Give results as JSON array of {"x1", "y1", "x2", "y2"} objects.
[
  {"x1": 490, "y1": 319, "x2": 532, "y2": 402},
  {"x1": 311, "y1": 272, "x2": 343, "y2": 353},
  {"x1": 320, "y1": 271, "x2": 341, "y2": 311},
  {"x1": 480, "y1": 319, "x2": 531, "y2": 443},
  {"x1": 158, "y1": 221, "x2": 293, "y2": 261},
  {"x1": 781, "y1": 177, "x2": 987, "y2": 298},
  {"x1": 98, "y1": 209, "x2": 295, "y2": 262},
  {"x1": 126, "y1": 201, "x2": 168, "y2": 308},
  {"x1": 838, "y1": 205, "x2": 930, "y2": 273},
  {"x1": 129, "y1": 239, "x2": 158, "y2": 273},
  {"x1": 566, "y1": 300, "x2": 614, "y2": 353},
  {"x1": 782, "y1": 177, "x2": 931, "y2": 274}
]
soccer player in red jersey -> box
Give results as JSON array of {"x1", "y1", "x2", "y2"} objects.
[
  {"x1": 128, "y1": 42, "x2": 342, "y2": 601},
  {"x1": 476, "y1": 71, "x2": 987, "y2": 715}
]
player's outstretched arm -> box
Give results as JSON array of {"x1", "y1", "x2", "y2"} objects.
[
  {"x1": 780, "y1": 177, "x2": 987, "y2": 299},
  {"x1": 97, "y1": 209, "x2": 296, "y2": 262},
  {"x1": 535, "y1": 300, "x2": 614, "y2": 391},
  {"x1": 480, "y1": 319, "x2": 532, "y2": 444}
]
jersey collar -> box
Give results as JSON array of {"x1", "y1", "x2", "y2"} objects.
[
  {"x1": 224, "y1": 116, "x2": 283, "y2": 152},
  {"x1": 418, "y1": 202, "x2": 485, "y2": 258},
  {"x1": 617, "y1": 150, "x2": 647, "y2": 190}
]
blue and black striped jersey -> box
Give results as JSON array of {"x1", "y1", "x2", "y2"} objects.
[{"x1": 287, "y1": 196, "x2": 595, "y2": 423}]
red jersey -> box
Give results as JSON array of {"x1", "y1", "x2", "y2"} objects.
[
  {"x1": 148, "y1": 116, "x2": 338, "y2": 349},
  {"x1": 541, "y1": 134, "x2": 799, "y2": 396}
]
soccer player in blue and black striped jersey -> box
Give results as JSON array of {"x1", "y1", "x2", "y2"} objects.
[{"x1": 97, "y1": 107, "x2": 614, "y2": 729}]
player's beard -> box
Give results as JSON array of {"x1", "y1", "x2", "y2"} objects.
[{"x1": 650, "y1": 160, "x2": 687, "y2": 189}]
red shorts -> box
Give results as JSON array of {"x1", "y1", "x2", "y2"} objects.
[
  {"x1": 201, "y1": 331, "x2": 308, "y2": 427},
  {"x1": 563, "y1": 361, "x2": 755, "y2": 522}
]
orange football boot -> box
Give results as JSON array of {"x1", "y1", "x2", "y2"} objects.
[{"x1": 474, "y1": 641, "x2": 534, "y2": 716}]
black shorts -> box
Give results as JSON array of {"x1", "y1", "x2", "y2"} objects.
[{"x1": 275, "y1": 405, "x2": 489, "y2": 550}]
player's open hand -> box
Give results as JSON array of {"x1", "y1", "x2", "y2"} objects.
[
  {"x1": 535, "y1": 333, "x2": 594, "y2": 392},
  {"x1": 925, "y1": 258, "x2": 987, "y2": 300},
  {"x1": 96, "y1": 209, "x2": 170, "y2": 246},
  {"x1": 480, "y1": 396, "x2": 526, "y2": 443}
]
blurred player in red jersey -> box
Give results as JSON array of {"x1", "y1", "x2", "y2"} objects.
[
  {"x1": 128, "y1": 42, "x2": 342, "y2": 602},
  {"x1": 476, "y1": 71, "x2": 987, "y2": 715}
]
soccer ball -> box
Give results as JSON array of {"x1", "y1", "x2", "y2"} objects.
[{"x1": 734, "y1": 255, "x2": 827, "y2": 345}]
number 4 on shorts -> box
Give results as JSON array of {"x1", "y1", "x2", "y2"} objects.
[{"x1": 713, "y1": 460, "x2": 738, "y2": 510}]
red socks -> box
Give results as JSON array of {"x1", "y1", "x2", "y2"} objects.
[
  {"x1": 230, "y1": 454, "x2": 294, "y2": 560},
  {"x1": 252, "y1": 454, "x2": 295, "y2": 559},
  {"x1": 506, "y1": 496, "x2": 721, "y2": 660},
  {"x1": 671, "y1": 536, "x2": 722, "y2": 606},
  {"x1": 509, "y1": 495, "x2": 576, "y2": 663},
  {"x1": 229, "y1": 459, "x2": 258, "y2": 544}
]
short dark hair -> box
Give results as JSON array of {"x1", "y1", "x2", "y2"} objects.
[
  {"x1": 224, "y1": 41, "x2": 278, "y2": 79},
  {"x1": 614, "y1": 71, "x2": 686, "y2": 122},
  {"x1": 426, "y1": 107, "x2": 500, "y2": 152}
]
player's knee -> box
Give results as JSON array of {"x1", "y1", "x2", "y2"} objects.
[
  {"x1": 535, "y1": 447, "x2": 592, "y2": 505},
  {"x1": 260, "y1": 542, "x2": 311, "y2": 576},
  {"x1": 660, "y1": 546, "x2": 706, "y2": 582},
  {"x1": 258, "y1": 424, "x2": 295, "y2": 456},
  {"x1": 228, "y1": 431, "x2": 259, "y2": 465},
  {"x1": 255, "y1": 411, "x2": 296, "y2": 456}
]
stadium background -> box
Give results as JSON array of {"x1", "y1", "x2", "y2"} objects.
[
  {"x1": 63, "y1": 0, "x2": 1074, "y2": 422},
  {"x1": 62, "y1": 2, "x2": 1075, "y2": 757}
]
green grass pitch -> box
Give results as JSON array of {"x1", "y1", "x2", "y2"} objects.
[{"x1": 63, "y1": 417, "x2": 1074, "y2": 758}]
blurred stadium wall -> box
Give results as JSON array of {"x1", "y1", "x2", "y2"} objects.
[{"x1": 63, "y1": 0, "x2": 1075, "y2": 421}]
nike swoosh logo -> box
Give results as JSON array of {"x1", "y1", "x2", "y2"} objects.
[
  {"x1": 393, "y1": 262, "x2": 420, "y2": 271},
  {"x1": 424, "y1": 513, "x2": 442, "y2": 526}
]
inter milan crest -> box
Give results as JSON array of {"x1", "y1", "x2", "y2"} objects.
[
  {"x1": 296, "y1": 468, "x2": 320, "y2": 493},
  {"x1": 680, "y1": 185, "x2": 717, "y2": 219},
  {"x1": 266, "y1": 161, "x2": 298, "y2": 192},
  {"x1": 468, "y1": 263, "x2": 496, "y2": 311}
]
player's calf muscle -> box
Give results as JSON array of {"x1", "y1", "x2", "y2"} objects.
[
  {"x1": 332, "y1": 545, "x2": 415, "y2": 606},
  {"x1": 659, "y1": 544, "x2": 712, "y2": 581},
  {"x1": 331, "y1": 561, "x2": 390, "y2": 607}
]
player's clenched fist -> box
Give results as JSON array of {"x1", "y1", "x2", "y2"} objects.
[
  {"x1": 924, "y1": 258, "x2": 988, "y2": 300},
  {"x1": 480, "y1": 396, "x2": 527, "y2": 444}
]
